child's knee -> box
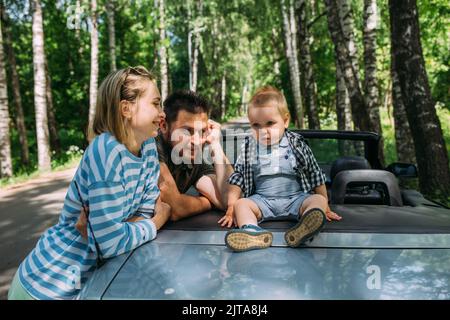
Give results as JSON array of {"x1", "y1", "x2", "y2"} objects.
[
  {"x1": 312, "y1": 194, "x2": 328, "y2": 208},
  {"x1": 234, "y1": 198, "x2": 249, "y2": 211}
]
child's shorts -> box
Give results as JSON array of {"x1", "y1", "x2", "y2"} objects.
[{"x1": 248, "y1": 192, "x2": 311, "y2": 222}]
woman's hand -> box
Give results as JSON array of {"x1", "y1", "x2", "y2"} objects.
[
  {"x1": 325, "y1": 206, "x2": 342, "y2": 222},
  {"x1": 218, "y1": 205, "x2": 236, "y2": 228}
]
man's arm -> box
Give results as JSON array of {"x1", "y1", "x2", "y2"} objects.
[
  {"x1": 195, "y1": 120, "x2": 234, "y2": 210},
  {"x1": 195, "y1": 142, "x2": 234, "y2": 210},
  {"x1": 159, "y1": 162, "x2": 212, "y2": 221}
]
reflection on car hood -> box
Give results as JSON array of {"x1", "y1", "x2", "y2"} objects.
[{"x1": 79, "y1": 235, "x2": 450, "y2": 300}]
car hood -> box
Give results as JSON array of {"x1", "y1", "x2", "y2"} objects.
[{"x1": 79, "y1": 230, "x2": 450, "y2": 300}]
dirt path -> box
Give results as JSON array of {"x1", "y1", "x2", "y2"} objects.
[{"x1": 0, "y1": 168, "x2": 77, "y2": 299}]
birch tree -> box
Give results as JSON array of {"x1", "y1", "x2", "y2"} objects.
[
  {"x1": 187, "y1": 0, "x2": 203, "y2": 92},
  {"x1": 296, "y1": 0, "x2": 320, "y2": 129},
  {"x1": 0, "y1": 5, "x2": 11, "y2": 177},
  {"x1": 157, "y1": 0, "x2": 169, "y2": 101},
  {"x1": 363, "y1": 0, "x2": 384, "y2": 163},
  {"x1": 391, "y1": 66, "x2": 416, "y2": 164},
  {"x1": 325, "y1": 0, "x2": 371, "y2": 132},
  {"x1": 281, "y1": 0, "x2": 303, "y2": 128},
  {"x1": 106, "y1": 0, "x2": 116, "y2": 72},
  {"x1": 32, "y1": 0, "x2": 51, "y2": 172},
  {"x1": 88, "y1": 0, "x2": 98, "y2": 129},
  {"x1": 390, "y1": 0, "x2": 450, "y2": 200}
]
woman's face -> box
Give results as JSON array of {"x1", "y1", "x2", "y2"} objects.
[
  {"x1": 129, "y1": 81, "x2": 165, "y2": 139},
  {"x1": 248, "y1": 103, "x2": 289, "y2": 145}
]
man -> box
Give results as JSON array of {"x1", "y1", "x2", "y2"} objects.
[{"x1": 157, "y1": 90, "x2": 234, "y2": 221}]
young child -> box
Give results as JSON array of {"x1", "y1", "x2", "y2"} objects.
[
  {"x1": 219, "y1": 86, "x2": 341, "y2": 252},
  {"x1": 8, "y1": 66, "x2": 171, "y2": 300}
]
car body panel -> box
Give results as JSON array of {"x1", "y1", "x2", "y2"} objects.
[
  {"x1": 78, "y1": 228, "x2": 450, "y2": 300},
  {"x1": 76, "y1": 130, "x2": 450, "y2": 300}
]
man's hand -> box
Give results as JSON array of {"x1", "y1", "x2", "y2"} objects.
[
  {"x1": 325, "y1": 206, "x2": 342, "y2": 222},
  {"x1": 152, "y1": 197, "x2": 171, "y2": 230},
  {"x1": 205, "y1": 119, "x2": 222, "y2": 148},
  {"x1": 159, "y1": 178, "x2": 181, "y2": 205},
  {"x1": 75, "y1": 206, "x2": 89, "y2": 239},
  {"x1": 218, "y1": 205, "x2": 236, "y2": 228}
]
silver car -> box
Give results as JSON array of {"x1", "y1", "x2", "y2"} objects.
[{"x1": 78, "y1": 130, "x2": 450, "y2": 300}]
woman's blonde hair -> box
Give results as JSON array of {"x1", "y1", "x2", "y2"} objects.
[
  {"x1": 248, "y1": 85, "x2": 290, "y2": 119},
  {"x1": 88, "y1": 66, "x2": 157, "y2": 143}
]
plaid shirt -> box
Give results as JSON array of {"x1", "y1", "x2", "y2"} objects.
[{"x1": 228, "y1": 129, "x2": 326, "y2": 198}]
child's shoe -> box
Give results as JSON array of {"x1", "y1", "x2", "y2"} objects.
[
  {"x1": 225, "y1": 224, "x2": 273, "y2": 252},
  {"x1": 284, "y1": 208, "x2": 325, "y2": 247}
]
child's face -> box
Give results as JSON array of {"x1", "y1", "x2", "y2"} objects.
[
  {"x1": 129, "y1": 81, "x2": 164, "y2": 139},
  {"x1": 248, "y1": 103, "x2": 289, "y2": 145}
]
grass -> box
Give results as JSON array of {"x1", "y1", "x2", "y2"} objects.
[{"x1": 0, "y1": 154, "x2": 82, "y2": 189}]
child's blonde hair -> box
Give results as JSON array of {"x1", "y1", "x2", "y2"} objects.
[
  {"x1": 248, "y1": 85, "x2": 291, "y2": 119},
  {"x1": 88, "y1": 66, "x2": 157, "y2": 143}
]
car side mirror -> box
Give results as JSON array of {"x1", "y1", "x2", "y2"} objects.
[{"x1": 386, "y1": 162, "x2": 418, "y2": 178}]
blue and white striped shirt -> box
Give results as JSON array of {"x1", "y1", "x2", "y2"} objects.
[{"x1": 18, "y1": 132, "x2": 160, "y2": 300}]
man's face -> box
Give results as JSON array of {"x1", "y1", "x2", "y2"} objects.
[{"x1": 161, "y1": 109, "x2": 209, "y2": 163}]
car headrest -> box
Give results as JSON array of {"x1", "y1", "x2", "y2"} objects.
[{"x1": 330, "y1": 156, "x2": 371, "y2": 181}]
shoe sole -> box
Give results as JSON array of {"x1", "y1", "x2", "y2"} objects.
[
  {"x1": 284, "y1": 208, "x2": 325, "y2": 248},
  {"x1": 225, "y1": 230, "x2": 273, "y2": 252}
]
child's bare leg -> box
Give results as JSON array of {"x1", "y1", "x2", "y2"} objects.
[
  {"x1": 233, "y1": 198, "x2": 263, "y2": 228},
  {"x1": 299, "y1": 194, "x2": 327, "y2": 216}
]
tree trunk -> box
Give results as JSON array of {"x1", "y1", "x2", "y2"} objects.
[
  {"x1": 220, "y1": 72, "x2": 226, "y2": 120},
  {"x1": 391, "y1": 67, "x2": 416, "y2": 164},
  {"x1": 106, "y1": 0, "x2": 116, "y2": 72},
  {"x1": 32, "y1": 0, "x2": 51, "y2": 172},
  {"x1": 0, "y1": 9, "x2": 12, "y2": 177},
  {"x1": 1, "y1": 5, "x2": 29, "y2": 166},
  {"x1": 158, "y1": 0, "x2": 169, "y2": 101},
  {"x1": 281, "y1": 0, "x2": 303, "y2": 128},
  {"x1": 240, "y1": 81, "x2": 248, "y2": 116},
  {"x1": 336, "y1": 63, "x2": 354, "y2": 156},
  {"x1": 89, "y1": 0, "x2": 98, "y2": 130},
  {"x1": 45, "y1": 57, "x2": 61, "y2": 154},
  {"x1": 390, "y1": 0, "x2": 450, "y2": 200},
  {"x1": 325, "y1": 0, "x2": 371, "y2": 132},
  {"x1": 363, "y1": 0, "x2": 384, "y2": 165},
  {"x1": 296, "y1": 0, "x2": 320, "y2": 129},
  {"x1": 188, "y1": 0, "x2": 201, "y2": 92}
]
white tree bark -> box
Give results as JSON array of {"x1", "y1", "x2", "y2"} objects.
[
  {"x1": 297, "y1": 0, "x2": 320, "y2": 129},
  {"x1": 32, "y1": 0, "x2": 51, "y2": 172},
  {"x1": 363, "y1": 0, "x2": 384, "y2": 164},
  {"x1": 188, "y1": 0, "x2": 201, "y2": 92},
  {"x1": 106, "y1": 0, "x2": 116, "y2": 72},
  {"x1": 281, "y1": 0, "x2": 303, "y2": 128},
  {"x1": 158, "y1": 0, "x2": 169, "y2": 101},
  {"x1": 0, "y1": 12, "x2": 12, "y2": 177},
  {"x1": 89, "y1": 0, "x2": 99, "y2": 129},
  {"x1": 220, "y1": 72, "x2": 226, "y2": 120},
  {"x1": 240, "y1": 81, "x2": 248, "y2": 116}
]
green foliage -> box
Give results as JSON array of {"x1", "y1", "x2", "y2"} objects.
[{"x1": 2, "y1": 0, "x2": 449, "y2": 192}]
